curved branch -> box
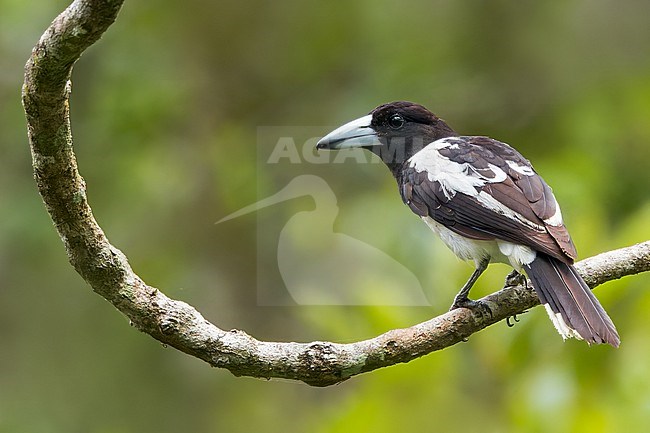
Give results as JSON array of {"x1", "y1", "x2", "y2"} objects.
[{"x1": 22, "y1": 0, "x2": 650, "y2": 387}]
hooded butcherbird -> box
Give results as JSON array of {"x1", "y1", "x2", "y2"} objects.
[{"x1": 316, "y1": 101, "x2": 619, "y2": 347}]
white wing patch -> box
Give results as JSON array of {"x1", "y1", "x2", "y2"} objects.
[
  {"x1": 475, "y1": 191, "x2": 545, "y2": 232},
  {"x1": 506, "y1": 159, "x2": 535, "y2": 176},
  {"x1": 543, "y1": 206, "x2": 564, "y2": 226},
  {"x1": 409, "y1": 138, "x2": 544, "y2": 231},
  {"x1": 505, "y1": 160, "x2": 564, "y2": 227},
  {"x1": 409, "y1": 138, "x2": 506, "y2": 200}
]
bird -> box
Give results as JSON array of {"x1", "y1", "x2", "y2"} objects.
[
  {"x1": 316, "y1": 101, "x2": 620, "y2": 347},
  {"x1": 216, "y1": 174, "x2": 430, "y2": 306}
]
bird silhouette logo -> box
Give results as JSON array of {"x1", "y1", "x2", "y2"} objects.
[{"x1": 217, "y1": 174, "x2": 430, "y2": 306}]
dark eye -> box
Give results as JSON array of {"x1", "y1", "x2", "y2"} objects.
[{"x1": 388, "y1": 114, "x2": 405, "y2": 129}]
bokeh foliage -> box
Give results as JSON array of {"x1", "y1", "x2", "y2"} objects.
[{"x1": 2, "y1": 1, "x2": 650, "y2": 432}]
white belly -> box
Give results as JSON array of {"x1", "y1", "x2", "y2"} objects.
[{"x1": 421, "y1": 216, "x2": 536, "y2": 270}]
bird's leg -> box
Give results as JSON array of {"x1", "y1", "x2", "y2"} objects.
[
  {"x1": 449, "y1": 258, "x2": 489, "y2": 311},
  {"x1": 505, "y1": 269, "x2": 528, "y2": 288}
]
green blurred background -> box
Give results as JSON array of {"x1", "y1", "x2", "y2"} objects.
[{"x1": 2, "y1": 1, "x2": 650, "y2": 432}]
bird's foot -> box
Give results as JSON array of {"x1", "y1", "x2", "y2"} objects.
[
  {"x1": 449, "y1": 295, "x2": 478, "y2": 310},
  {"x1": 449, "y1": 296, "x2": 492, "y2": 318},
  {"x1": 505, "y1": 270, "x2": 528, "y2": 288}
]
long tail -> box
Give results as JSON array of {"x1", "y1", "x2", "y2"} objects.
[{"x1": 523, "y1": 253, "x2": 620, "y2": 347}]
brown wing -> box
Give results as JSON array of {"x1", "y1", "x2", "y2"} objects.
[{"x1": 400, "y1": 136, "x2": 577, "y2": 263}]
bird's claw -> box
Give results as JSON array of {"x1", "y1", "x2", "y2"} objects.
[
  {"x1": 506, "y1": 315, "x2": 520, "y2": 327},
  {"x1": 449, "y1": 297, "x2": 493, "y2": 318},
  {"x1": 505, "y1": 270, "x2": 528, "y2": 288},
  {"x1": 506, "y1": 310, "x2": 528, "y2": 327}
]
